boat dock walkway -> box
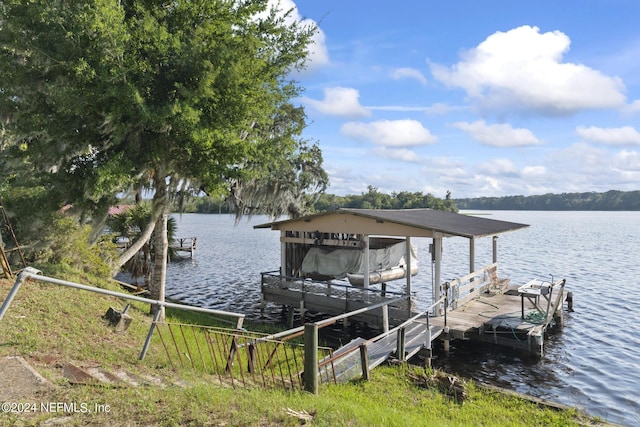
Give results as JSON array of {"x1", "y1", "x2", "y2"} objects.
[{"x1": 323, "y1": 320, "x2": 444, "y2": 383}]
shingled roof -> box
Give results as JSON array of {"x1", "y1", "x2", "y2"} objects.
[{"x1": 255, "y1": 208, "x2": 528, "y2": 239}]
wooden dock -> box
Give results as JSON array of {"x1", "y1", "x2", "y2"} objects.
[
  {"x1": 432, "y1": 279, "x2": 567, "y2": 357},
  {"x1": 170, "y1": 237, "x2": 196, "y2": 259}
]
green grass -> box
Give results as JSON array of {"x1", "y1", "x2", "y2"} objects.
[{"x1": 0, "y1": 271, "x2": 606, "y2": 426}]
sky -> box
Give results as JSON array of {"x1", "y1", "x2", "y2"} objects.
[{"x1": 269, "y1": 0, "x2": 640, "y2": 198}]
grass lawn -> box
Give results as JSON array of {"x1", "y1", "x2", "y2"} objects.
[{"x1": 0, "y1": 272, "x2": 609, "y2": 426}]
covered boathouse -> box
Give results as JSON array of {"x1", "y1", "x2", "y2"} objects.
[{"x1": 255, "y1": 208, "x2": 568, "y2": 358}]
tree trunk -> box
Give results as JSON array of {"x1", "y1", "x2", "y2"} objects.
[
  {"x1": 150, "y1": 210, "x2": 169, "y2": 319},
  {"x1": 114, "y1": 208, "x2": 162, "y2": 271},
  {"x1": 148, "y1": 173, "x2": 169, "y2": 320}
]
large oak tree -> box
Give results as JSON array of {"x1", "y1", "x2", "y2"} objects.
[{"x1": 0, "y1": 0, "x2": 323, "y2": 318}]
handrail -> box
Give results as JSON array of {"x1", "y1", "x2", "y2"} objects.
[
  {"x1": 0, "y1": 267, "x2": 246, "y2": 360},
  {"x1": 316, "y1": 295, "x2": 447, "y2": 373},
  {"x1": 447, "y1": 262, "x2": 497, "y2": 289},
  {"x1": 0, "y1": 267, "x2": 245, "y2": 326},
  {"x1": 257, "y1": 295, "x2": 410, "y2": 342},
  {"x1": 261, "y1": 271, "x2": 408, "y2": 297}
]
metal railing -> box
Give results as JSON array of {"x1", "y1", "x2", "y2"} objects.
[
  {"x1": 151, "y1": 322, "x2": 334, "y2": 390},
  {"x1": 0, "y1": 267, "x2": 245, "y2": 360}
]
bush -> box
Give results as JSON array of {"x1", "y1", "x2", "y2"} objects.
[{"x1": 36, "y1": 216, "x2": 117, "y2": 278}]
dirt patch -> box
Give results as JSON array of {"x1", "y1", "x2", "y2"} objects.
[{"x1": 0, "y1": 356, "x2": 55, "y2": 402}]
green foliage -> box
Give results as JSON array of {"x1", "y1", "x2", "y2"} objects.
[
  {"x1": 0, "y1": 0, "x2": 322, "y2": 231},
  {"x1": 36, "y1": 216, "x2": 117, "y2": 279},
  {"x1": 455, "y1": 189, "x2": 640, "y2": 210},
  {"x1": 314, "y1": 187, "x2": 458, "y2": 213}
]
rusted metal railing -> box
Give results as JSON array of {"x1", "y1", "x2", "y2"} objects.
[{"x1": 151, "y1": 322, "x2": 334, "y2": 390}]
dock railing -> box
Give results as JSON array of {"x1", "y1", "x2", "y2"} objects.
[
  {"x1": 261, "y1": 271, "x2": 412, "y2": 323},
  {"x1": 445, "y1": 262, "x2": 505, "y2": 310},
  {"x1": 294, "y1": 295, "x2": 444, "y2": 394}
]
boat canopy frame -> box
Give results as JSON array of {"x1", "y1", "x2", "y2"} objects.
[{"x1": 255, "y1": 208, "x2": 529, "y2": 314}]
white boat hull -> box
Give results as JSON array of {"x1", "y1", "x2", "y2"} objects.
[{"x1": 347, "y1": 264, "x2": 418, "y2": 286}]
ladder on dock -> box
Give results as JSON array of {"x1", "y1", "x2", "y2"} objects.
[
  {"x1": 323, "y1": 321, "x2": 444, "y2": 384},
  {"x1": 0, "y1": 201, "x2": 27, "y2": 279}
]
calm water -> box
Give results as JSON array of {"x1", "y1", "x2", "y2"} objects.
[{"x1": 165, "y1": 211, "x2": 640, "y2": 426}]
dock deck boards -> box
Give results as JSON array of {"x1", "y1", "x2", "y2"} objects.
[{"x1": 430, "y1": 283, "x2": 566, "y2": 357}]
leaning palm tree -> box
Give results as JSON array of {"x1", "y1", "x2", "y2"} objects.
[{"x1": 108, "y1": 203, "x2": 178, "y2": 289}]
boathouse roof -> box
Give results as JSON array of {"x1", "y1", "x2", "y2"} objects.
[{"x1": 255, "y1": 208, "x2": 528, "y2": 239}]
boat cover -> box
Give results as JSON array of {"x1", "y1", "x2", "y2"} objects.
[{"x1": 300, "y1": 239, "x2": 417, "y2": 280}]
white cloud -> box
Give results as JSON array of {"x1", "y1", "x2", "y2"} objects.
[
  {"x1": 371, "y1": 147, "x2": 422, "y2": 163},
  {"x1": 265, "y1": 0, "x2": 329, "y2": 69},
  {"x1": 576, "y1": 125, "x2": 640, "y2": 146},
  {"x1": 452, "y1": 120, "x2": 543, "y2": 147},
  {"x1": 477, "y1": 158, "x2": 519, "y2": 177},
  {"x1": 431, "y1": 25, "x2": 626, "y2": 115},
  {"x1": 303, "y1": 87, "x2": 371, "y2": 118},
  {"x1": 341, "y1": 119, "x2": 438, "y2": 147},
  {"x1": 623, "y1": 99, "x2": 640, "y2": 114},
  {"x1": 389, "y1": 67, "x2": 428, "y2": 85}
]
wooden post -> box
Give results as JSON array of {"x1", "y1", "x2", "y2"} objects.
[
  {"x1": 359, "y1": 344, "x2": 370, "y2": 381},
  {"x1": 303, "y1": 323, "x2": 319, "y2": 394},
  {"x1": 469, "y1": 237, "x2": 475, "y2": 278},
  {"x1": 396, "y1": 327, "x2": 406, "y2": 362},
  {"x1": 433, "y1": 235, "x2": 442, "y2": 316},
  {"x1": 382, "y1": 304, "x2": 389, "y2": 333},
  {"x1": 405, "y1": 237, "x2": 412, "y2": 318},
  {"x1": 287, "y1": 306, "x2": 294, "y2": 329},
  {"x1": 492, "y1": 236, "x2": 498, "y2": 264},
  {"x1": 363, "y1": 235, "x2": 370, "y2": 290},
  {"x1": 280, "y1": 230, "x2": 287, "y2": 277}
]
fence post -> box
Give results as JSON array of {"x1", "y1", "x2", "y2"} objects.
[
  {"x1": 359, "y1": 344, "x2": 370, "y2": 381},
  {"x1": 396, "y1": 327, "x2": 406, "y2": 362},
  {"x1": 303, "y1": 323, "x2": 319, "y2": 394},
  {"x1": 0, "y1": 267, "x2": 41, "y2": 321},
  {"x1": 382, "y1": 304, "x2": 389, "y2": 333},
  {"x1": 139, "y1": 306, "x2": 163, "y2": 360}
]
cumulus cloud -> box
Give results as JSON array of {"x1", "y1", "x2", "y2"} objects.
[
  {"x1": 477, "y1": 158, "x2": 519, "y2": 177},
  {"x1": 431, "y1": 25, "x2": 626, "y2": 115},
  {"x1": 303, "y1": 87, "x2": 371, "y2": 118},
  {"x1": 390, "y1": 67, "x2": 428, "y2": 85},
  {"x1": 264, "y1": 0, "x2": 329, "y2": 69},
  {"x1": 371, "y1": 147, "x2": 422, "y2": 163},
  {"x1": 341, "y1": 119, "x2": 438, "y2": 147},
  {"x1": 623, "y1": 99, "x2": 640, "y2": 114},
  {"x1": 576, "y1": 125, "x2": 640, "y2": 146},
  {"x1": 452, "y1": 120, "x2": 543, "y2": 147}
]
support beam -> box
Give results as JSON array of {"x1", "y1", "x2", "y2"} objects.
[
  {"x1": 280, "y1": 230, "x2": 287, "y2": 276},
  {"x1": 433, "y1": 235, "x2": 442, "y2": 316},
  {"x1": 469, "y1": 238, "x2": 476, "y2": 277},
  {"x1": 405, "y1": 237, "x2": 412, "y2": 296},
  {"x1": 363, "y1": 234, "x2": 370, "y2": 289}
]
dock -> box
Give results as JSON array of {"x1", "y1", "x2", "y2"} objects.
[
  {"x1": 433, "y1": 276, "x2": 567, "y2": 358},
  {"x1": 255, "y1": 207, "x2": 569, "y2": 379},
  {"x1": 170, "y1": 237, "x2": 197, "y2": 259}
]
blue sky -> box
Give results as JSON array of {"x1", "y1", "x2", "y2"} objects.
[{"x1": 272, "y1": 0, "x2": 640, "y2": 198}]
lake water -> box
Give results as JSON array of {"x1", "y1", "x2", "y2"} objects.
[{"x1": 165, "y1": 211, "x2": 640, "y2": 426}]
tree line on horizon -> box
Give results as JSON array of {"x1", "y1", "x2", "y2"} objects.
[
  {"x1": 178, "y1": 188, "x2": 640, "y2": 214},
  {"x1": 180, "y1": 185, "x2": 459, "y2": 214},
  {"x1": 455, "y1": 190, "x2": 640, "y2": 210}
]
